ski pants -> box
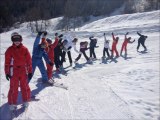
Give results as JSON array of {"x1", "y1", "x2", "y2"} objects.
[
  {"x1": 103, "y1": 48, "x2": 110, "y2": 57},
  {"x1": 54, "y1": 54, "x2": 63, "y2": 69},
  {"x1": 8, "y1": 67, "x2": 31, "y2": 105},
  {"x1": 137, "y1": 40, "x2": 146, "y2": 50},
  {"x1": 62, "y1": 51, "x2": 72, "y2": 64},
  {"x1": 75, "y1": 49, "x2": 89, "y2": 62},
  {"x1": 46, "y1": 59, "x2": 54, "y2": 80},
  {"x1": 90, "y1": 47, "x2": 96, "y2": 58},
  {"x1": 111, "y1": 47, "x2": 119, "y2": 57},
  {"x1": 32, "y1": 57, "x2": 48, "y2": 82},
  {"x1": 121, "y1": 44, "x2": 127, "y2": 54}
]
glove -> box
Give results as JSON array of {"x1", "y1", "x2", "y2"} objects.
[
  {"x1": 126, "y1": 32, "x2": 129, "y2": 35},
  {"x1": 38, "y1": 31, "x2": 43, "y2": 36},
  {"x1": 27, "y1": 73, "x2": 32, "y2": 83},
  {"x1": 58, "y1": 34, "x2": 63, "y2": 38},
  {"x1": 43, "y1": 31, "x2": 47, "y2": 36},
  {"x1": 6, "y1": 74, "x2": 11, "y2": 81},
  {"x1": 49, "y1": 62, "x2": 54, "y2": 66}
]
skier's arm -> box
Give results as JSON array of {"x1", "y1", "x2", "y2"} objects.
[
  {"x1": 137, "y1": 32, "x2": 142, "y2": 36},
  {"x1": 33, "y1": 35, "x2": 41, "y2": 48},
  {"x1": 89, "y1": 36, "x2": 94, "y2": 40},
  {"x1": 104, "y1": 33, "x2": 107, "y2": 41},
  {"x1": 51, "y1": 37, "x2": 59, "y2": 49},
  {"x1": 129, "y1": 39, "x2": 135, "y2": 43},
  {"x1": 125, "y1": 32, "x2": 129, "y2": 39},
  {"x1": 25, "y1": 48, "x2": 32, "y2": 73},
  {"x1": 112, "y1": 32, "x2": 116, "y2": 41},
  {"x1": 4, "y1": 48, "x2": 12, "y2": 75}
]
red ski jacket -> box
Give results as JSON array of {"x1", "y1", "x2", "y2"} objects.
[
  {"x1": 5, "y1": 43, "x2": 32, "y2": 75},
  {"x1": 45, "y1": 37, "x2": 59, "y2": 61},
  {"x1": 112, "y1": 34, "x2": 118, "y2": 49}
]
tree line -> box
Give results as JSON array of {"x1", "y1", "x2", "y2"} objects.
[{"x1": 0, "y1": 0, "x2": 159, "y2": 33}]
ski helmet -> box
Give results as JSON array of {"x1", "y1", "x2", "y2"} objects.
[
  {"x1": 63, "y1": 39, "x2": 68, "y2": 46},
  {"x1": 11, "y1": 32, "x2": 22, "y2": 42},
  {"x1": 46, "y1": 38, "x2": 52, "y2": 44}
]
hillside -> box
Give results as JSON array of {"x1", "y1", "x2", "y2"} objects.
[{"x1": 0, "y1": 10, "x2": 160, "y2": 120}]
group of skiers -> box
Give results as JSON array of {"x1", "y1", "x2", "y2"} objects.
[{"x1": 4, "y1": 31, "x2": 148, "y2": 112}]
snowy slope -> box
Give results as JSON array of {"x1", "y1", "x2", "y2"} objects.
[{"x1": 0, "y1": 10, "x2": 160, "y2": 120}]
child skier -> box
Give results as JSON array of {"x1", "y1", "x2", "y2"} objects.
[
  {"x1": 89, "y1": 36, "x2": 98, "y2": 60},
  {"x1": 54, "y1": 33, "x2": 64, "y2": 72},
  {"x1": 120, "y1": 32, "x2": 135, "y2": 56},
  {"x1": 45, "y1": 36, "x2": 59, "y2": 81},
  {"x1": 75, "y1": 41, "x2": 90, "y2": 63},
  {"x1": 5, "y1": 32, "x2": 32, "y2": 112},
  {"x1": 111, "y1": 32, "x2": 119, "y2": 58},
  {"x1": 62, "y1": 37, "x2": 81, "y2": 66},
  {"x1": 102, "y1": 33, "x2": 111, "y2": 59},
  {"x1": 31, "y1": 31, "x2": 54, "y2": 85},
  {"x1": 137, "y1": 32, "x2": 148, "y2": 51}
]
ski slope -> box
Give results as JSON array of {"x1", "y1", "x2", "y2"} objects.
[{"x1": 0, "y1": 10, "x2": 160, "y2": 120}]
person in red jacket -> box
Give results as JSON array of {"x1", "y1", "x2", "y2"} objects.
[
  {"x1": 45, "y1": 36, "x2": 59, "y2": 80},
  {"x1": 120, "y1": 32, "x2": 135, "y2": 57},
  {"x1": 4, "y1": 32, "x2": 32, "y2": 111},
  {"x1": 111, "y1": 32, "x2": 119, "y2": 58}
]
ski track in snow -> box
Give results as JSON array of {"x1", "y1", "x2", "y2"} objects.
[{"x1": 0, "y1": 10, "x2": 160, "y2": 120}]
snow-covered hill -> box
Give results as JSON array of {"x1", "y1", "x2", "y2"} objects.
[{"x1": 0, "y1": 10, "x2": 160, "y2": 120}]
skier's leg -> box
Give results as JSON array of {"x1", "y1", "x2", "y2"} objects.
[
  {"x1": 8, "y1": 72, "x2": 19, "y2": 105},
  {"x1": 103, "y1": 48, "x2": 106, "y2": 57},
  {"x1": 38, "y1": 60, "x2": 48, "y2": 82},
  {"x1": 54, "y1": 55, "x2": 59, "y2": 69},
  {"x1": 89, "y1": 48, "x2": 92, "y2": 58},
  {"x1": 141, "y1": 41, "x2": 147, "y2": 51},
  {"x1": 111, "y1": 48, "x2": 114, "y2": 57},
  {"x1": 83, "y1": 51, "x2": 89, "y2": 61},
  {"x1": 137, "y1": 41, "x2": 141, "y2": 51},
  {"x1": 75, "y1": 54, "x2": 81, "y2": 62},
  {"x1": 115, "y1": 48, "x2": 119, "y2": 57},
  {"x1": 124, "y1": 46, "x2": 127, "y2": 56},
  {"x1": 67, "y1": 51, "x2": 72, "y2": 65},
  {"x1": 19, "y1": 71, "x2": 31, "y2": 103},
  {"x1": 47, "y1": 63, "x2": 53, "y2": 80},
  {"x1": 92, "y1": 48, "x2": 96, "y2": 59},
  {"x1": 62, "y1": 51, "x2": 66, "y2": 62},
  {"x1": 31, "y1": 58, "x2": 37, "y2": 79},
  {"x1": 106, "y1": 48, "x2": 110, "y2": 58},
  {"x1": 120, "y1": 45, "x2": 124, "y2": 55}
]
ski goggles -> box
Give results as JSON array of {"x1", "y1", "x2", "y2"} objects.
[{"x1": 12, "y1": 35, "x2": 22, "y2": 42}]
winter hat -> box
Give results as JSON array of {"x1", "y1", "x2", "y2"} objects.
[
  {"x1": 46, "y1": 38, "x2": 52, "y2": 44},
  {"x1": 11, "y1": 32, "x2": 22, "y2": 42},
  {"x1": 55, "y1": 33, "x2": 58, "y2": 37}
]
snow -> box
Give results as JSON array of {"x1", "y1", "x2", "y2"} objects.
[{"x1": 0, "y1": 10, "x2": 160, "y2": 120}]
